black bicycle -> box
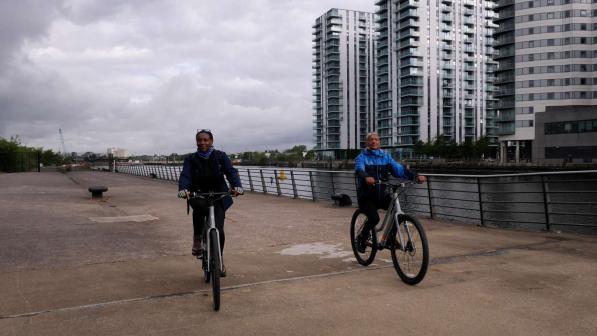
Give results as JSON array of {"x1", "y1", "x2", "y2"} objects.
[
  {"x1": 350, "y1": 181, "x2": 429, "y2": 285},
  {"x1": 186, "y1": 191, "x2": 236, "y2": 311}
]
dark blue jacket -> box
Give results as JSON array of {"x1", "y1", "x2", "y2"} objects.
[
  {"x1": 355, "y1": 148, "x2": 415, "y2": 201},
  {"x1": 178, "y1": 150, "x2": 242, "y2": 211}
]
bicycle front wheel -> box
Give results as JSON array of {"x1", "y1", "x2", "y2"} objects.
[
  {"x1": 350, "y1": 209, "x2": 377, "y2": 266},
  {"x1": 390, "y1": 214, "x2": 429, "y2": 285},
  {"x1": 210, "y1": 229, "x2": 221, "y2": 311}
]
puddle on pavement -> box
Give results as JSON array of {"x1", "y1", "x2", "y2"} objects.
[{"x1": 279, "y1": 243, "x2": 353, "y2": 259}]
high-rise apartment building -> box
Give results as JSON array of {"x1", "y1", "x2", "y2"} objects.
[
  {"x1": 312, "y1": 9, "x2": 376, "y2": 157},
  {"x1": 494, "y1": 0, "x2": 597, "y2": 162},
  {"x1": 375, "y1": 0, "x2": 498, "y2": 158}
]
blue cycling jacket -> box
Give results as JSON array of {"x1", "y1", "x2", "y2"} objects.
[{"x1": 354, "y1": 148, "x2": 415, "y2": 201}]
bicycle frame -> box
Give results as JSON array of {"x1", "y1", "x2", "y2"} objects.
[{"x1": 376, "y1": 183, "x2": 415, "y2": 250}]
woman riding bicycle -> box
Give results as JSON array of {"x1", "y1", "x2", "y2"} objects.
[
  {"x1": 178, "y1": 129, "x2": 243, "y2": 277},
  {"x1": 354, "y1": 132, "x2": 426, "y2": 252}
]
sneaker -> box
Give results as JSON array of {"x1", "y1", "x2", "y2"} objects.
[{"x1": 192, "y1": 235, "x2": 204, "y2": 256}]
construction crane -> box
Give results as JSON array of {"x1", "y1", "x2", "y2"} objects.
[{"x1": 58, "y1": 128, "x2": 68, "y2": 157}]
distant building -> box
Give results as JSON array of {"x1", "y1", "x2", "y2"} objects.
[
  {"x1": 494, "y1": 0, "x2": 597, "y2": 162},
  {"x1": 312, "y1": 8, "x2": 377, "y2": 158},
  {"x1": 533, "y1": 105, "x2": 597, "y2": 163},
  {"x1": 107, "y1": 147, "x2": 128, "y2": 158}
]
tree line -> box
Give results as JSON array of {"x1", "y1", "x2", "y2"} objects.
[
  {"x1": 413, "y1": 137, "x2": 493, "y2": 160},
  {"x1": 0, "y1": 136, "x2": 66, "y2": 172}
]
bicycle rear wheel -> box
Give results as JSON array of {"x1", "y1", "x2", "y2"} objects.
[
  {"x1": 210, "y1": 229, "x2": 221, "y2": 311},
  {"x1": 350, "y1": 209, "x2": 377, "y2": 266},
  {"x1": 390, "y1": 214, "x2": 429, "y2": 285}
]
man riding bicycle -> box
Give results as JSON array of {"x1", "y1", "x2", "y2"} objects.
[
  {"x1": 354, "y1": 132, "x2": 426, "y2": 252},
  {"x1": 178, "y1": 129, "x2": 243, "y2": 277}
]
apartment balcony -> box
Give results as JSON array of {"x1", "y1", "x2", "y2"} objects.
[
  {"x1": 401, "y1": 58, "x2": 422, "y2": 68},
  {"x1": 401, "y1": 77, "x2": 424, "y2": 87},
  {"x1": 494, "y1": 36, "x2": 515, "y2": 46},
  {"x1": 485, "y1": 11, "x2": 499, "y2": 20},
  {"x1": 441, "y1": 52, "x2": 453, "y2": 60},
  {"x1": 496, "y1": 122, "x2": 515, "y2": 135},
  {"x1": 463, "y1": 8, "x2": 474, "y2": 16},
  {"x1": 401, "y1": 67, "x2": 422, "y2": 77},
  {"x1": 401, "y1": 88, "x2": 424, "y2": 96},
  {"x1": 400, "y1": 38, "x2": 420, "y2": 48},
  {"x1": 442, "y1": 63, "x2": 454, "y2": 70},
  {"x1": 377, "y1": 2, "x2": 388, "y2": 13},
  {"x1": 442, "y1": 72, "x2": 454, "y2": 79},
  {"x1": 463, "y1": 45, "x2": 476, "y2": 53},
  {"x1": 400, "y1": 48, "x2": 421, "y2": 58},
  {"x1": 442, "y1": 80, "x2": 453, "y2": 88},
  {"x1": 464, "y1": 65, "x2": 475, "y2": 72},
  {"x1": 441, "y1": 4, "x2": 452, "y2": 12},
  {"x1": 400, "y1": 19, "x2": 418, "y2": 29},
  {"x1": 401, "y1": 97, "x2": 423, "y2": 106},
  {"x1": 400, "y1": 9, "x2": 418, "y2": 19},
  {"x1": 376, "y1": 12, "x2": 388, "y2": 24},
  {"x1": 441, "y1": 23, "x2": 452, "y2": 32},
  {"x1": 463, "y1": 27, "x2": 475, "y2": 36},
  {"x1": 441, "y1": 14, "x2": 452, "y2": 22},
  {"x1": 399, "y1": 0, "x2": 419, "y2": 10},
  {"x1": 463, "y1": 17, "x2": 474, "y2": 26},
  {"x1": 485, "y1": 38, "x2": 494, "y2": 46},
  {"x1": 464, "y1": 74, "x2": 475, "y2": 81},
  {"x1": 399, "y1": 28, "x2": 420, "y2": 39},
  {"x1": 440, "y1": 32, "x2": 453, "y2": 41},
  {"x1": 441, "y1": 43, "x2": 453, "y2": 51},
  {"x1": 463, "y1": 37, "x2": 474, "y2": 44}
]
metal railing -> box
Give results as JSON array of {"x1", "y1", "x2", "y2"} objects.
[
  {"x1": 112, "y1": 163, "x2": 597, "y2": 234},
  {"x1": 0, "y1": 152, "x2": 41, "y2": 173}
]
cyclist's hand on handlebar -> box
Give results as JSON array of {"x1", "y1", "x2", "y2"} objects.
[
  {"x1": 416, "y1": 175, "x2": 427, "y2": 184},
  {"x1": 231, "y1": 187, "x2": 244, "y2": 197},
  {"x1": 365, "y1": 177, "x2": 376, "y2": 185},
  {"x1": 178, "y1": 190, "x2": 190, "y2": 199}
]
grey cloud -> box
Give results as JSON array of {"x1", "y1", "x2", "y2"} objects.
[{"x1": 0, "y1": 0, "x2": 374, "y2": 154}]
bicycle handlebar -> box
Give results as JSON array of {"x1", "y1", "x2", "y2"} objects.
[{"x1": 189, "y1": 191, "x2": 241, "y2": 200}]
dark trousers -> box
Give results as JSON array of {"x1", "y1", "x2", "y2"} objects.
[
  {"x1": 357, "y1": 195, "x2": 392, "y2": 237},
  {"x1": 189, "y1": 199, "x2": 226, "y2": 253}
]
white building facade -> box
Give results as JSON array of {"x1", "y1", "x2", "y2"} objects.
[
  {"x1": 313, "y1": 9, "x2": 377, "y2": 157},
  {"x1": 375, "y1": 0, "x2": 498, "y2": 158}
]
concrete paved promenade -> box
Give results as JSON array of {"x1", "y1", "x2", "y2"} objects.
[{"x1": 1, "y1": 171, "x2": 596, "y2": 336}]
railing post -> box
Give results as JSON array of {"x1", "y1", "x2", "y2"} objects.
[
  {"x1": 477, "y1": 177, "x2": 484, "y2": 226},
  {"x1": 37, "y1": 151, "x2": 41, "y2": 172},
  {"x1": 330, "y1": 172, "x2": 335, "y2": 195},
  {"x1": 248, "y1": 170, "x2": 254, "y2": 191},
  {"x1": 541, "y1": 175, "x2": 551, "y2": 231},
  {"x1": 260, "y1": 169, "x2": 266, "y2": 193},
  {"x1": 426, "y1": 176, "x2": 434, "y2": 219},
  {"x1": 309, "y1": 171, "x2": 316, "y2": 201},
  {"x1": 290, "y1": 171, "x2": 298, "y2": 199},
  {"x1": 274, "y1": 170, "x2": 281, "y2": 196}
]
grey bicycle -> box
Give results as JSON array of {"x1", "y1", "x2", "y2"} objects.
[
  {"x1": 350, "y1": 181, "x2": 429, "y2": 285},
  {"x1": 186, "y1": 191, "x2": 234, "y2": 311}
]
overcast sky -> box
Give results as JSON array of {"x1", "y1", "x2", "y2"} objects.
[{"x1": 0, "y1": 0, "x2": 374, "y2": 155}]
